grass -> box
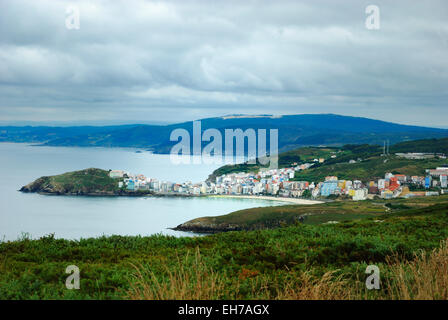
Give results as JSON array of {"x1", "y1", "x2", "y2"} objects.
[
  {"x1": 127, "y1": 248, "x2": 237, "y2": 300},
  {"x1": 0, "y1": 195, "x2": 448, "y2": 300},
  {"x1": 21, "y1": 168, "x2": 124, "y2": 194},
  {"x1": 127, "y1": 251, "x2": 354, "y2": 300},
  {"x1": 184, "y1": 201, "x2": 386, "y2": 230},
  {"x1": 180, "y1": 195, "x2": 448, "y2": 230},
  {"x1": 51, "y1": 168, "x2": 121, "y2": 192},
  {"x1": 209, "y1": 147, "x2": 341, "y2": 178},
  {"x1": 383, "y1": 241, "x2": 448, "y2": 300},
  {"x1": 128, "y1": 240, "x2": 448, "y2": 300}
]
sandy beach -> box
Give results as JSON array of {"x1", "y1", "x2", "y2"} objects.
[{"x1": 209, "y1": 195, "x2": 323, "y2": 205}]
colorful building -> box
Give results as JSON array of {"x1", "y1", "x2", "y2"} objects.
[{"x1": 321, "y1": 181, "x2": 338, "y2": 197}]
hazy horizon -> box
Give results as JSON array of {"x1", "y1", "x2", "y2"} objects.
[{"x1": 0, "y1": 113, "x2": 448, "y2": 129}]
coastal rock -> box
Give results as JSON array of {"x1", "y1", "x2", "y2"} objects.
[
  {"x1": 20, "y1": 176, "x2": 52, "y2": 193},
  {"x1": 173, "y1": 218, "x2": 242, "y2": 233}
]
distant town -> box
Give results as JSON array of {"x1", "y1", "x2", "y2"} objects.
[{"x1": 108, "y1": 152, "x2": 448, "y2": 201}]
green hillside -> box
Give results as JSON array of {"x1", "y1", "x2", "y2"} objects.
[
  {"x1": 210, "y1": 137, "x2": 448, "y2": 182},
  {"x1": 209, "y1": 146, "x2": 342, "y2": 179},
  {"x1": 292, "y1": 138, "x2": 448, "y2": 182},
  {"x1": 176, "y1": 195, "x2": 448, "y2": 232},
  {"x1": 391, "y1": 137, "x2": 448, "y2": 154},
  {"x1": 20, "y1": 168, "x2": 122, "y2": 195},
  {"x1": 293, "y1": 155, "x2": 447, "y2": 182}
]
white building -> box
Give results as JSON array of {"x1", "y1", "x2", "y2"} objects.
[
  {"x1": 378, "y1": 179, "x2": 386, "y2": 190},
  {"x1": 109, "y1": 170, "x2": 125, "y2": 178},
  {"x1": 353, "y1": 180, "x2": 363, "y2": 189},
  {"x1": 441, "y1": 175, "x2": 448, "y2": 188},
  {"x1": 353, "y1": 188, "x2": 368, "y2": 201}
]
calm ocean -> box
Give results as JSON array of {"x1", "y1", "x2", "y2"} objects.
[{"x1": 0, "y1": 143, "x2": 283, "y2": 241}]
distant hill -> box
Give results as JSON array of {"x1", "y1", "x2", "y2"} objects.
[
  {"x1": 1, "y1": 114, "x2": 448, "y2": 153},
  {"x1": 0, "y1": 125, "x2": 141, "y2": 143}
]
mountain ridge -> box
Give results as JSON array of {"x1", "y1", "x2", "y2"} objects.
[{"x1": 1, "y1": 114, "x2": 447, "y2": 153}]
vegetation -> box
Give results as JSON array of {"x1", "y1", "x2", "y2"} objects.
[
  {"x1": 391, "y1": 137, "x2": 448, "y2": 155},
  {"x1": 209, "y1": 147, "x2": 341, "y2": 178},
  {"x1": 293, "y1": 155, "x2": 447, "y2": 183},
  {"x1": 176, "y1": 200, "x2": 388, "y2": 232},
  {"x1": 177, "y1": 195, "x2": 448, "y2": 231},
  {"x1": 210, "y1": 137, "x2": 448, "y2": 181},
  {"x1": 1, "y1": 195, "x2": 448, "y2": 300},
  {"x1": 19, "y1": 168, "x2": 127, "y2": 195}
]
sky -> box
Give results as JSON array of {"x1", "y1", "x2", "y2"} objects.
[{"x1": 0, "y1": 0, "x2": 447, "y2": 127}]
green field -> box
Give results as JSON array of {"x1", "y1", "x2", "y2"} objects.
[{"x1": 1, "y1": 195, "x2": 448, "y2": 299}]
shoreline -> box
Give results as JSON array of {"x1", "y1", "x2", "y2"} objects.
[
  {"x1": 21, "y1": 190, "x2": 323, "y2": 205},
  {"x1": 207, "y1": 194, "x2": 323, "y2": 205},
  {"x1": 172, "y1": 195, "x2": 325, "y2": 233}
]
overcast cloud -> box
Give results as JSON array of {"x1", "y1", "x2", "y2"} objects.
[{"x1": 0, "y1": 0, "x2": 447, "y2": 126}]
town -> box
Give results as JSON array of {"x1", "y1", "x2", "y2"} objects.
[{"x1": 109, "y1": 152, "x2": 448, "y2": 201}]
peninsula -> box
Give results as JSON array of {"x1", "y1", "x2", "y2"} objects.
[{"x1": 19, "y1": 168, "x2": 152, "y2": 196}]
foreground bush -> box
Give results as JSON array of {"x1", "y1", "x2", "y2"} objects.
[
  {"x1": 128, "y1": 240, "x2": 448, "y2": 300},
  {"x1": 1, "y1": 202, "x2": 447, "y2": 299}
]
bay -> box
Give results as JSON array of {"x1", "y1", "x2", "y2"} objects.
[{"x1": 0, "y1": 143, "x2": 283, "y2": 240}]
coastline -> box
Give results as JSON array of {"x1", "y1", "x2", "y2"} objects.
[
  {"x1": 21, "y1": 190, "x2": 323, "y2": 205},
  {"x1": 172, "y1": 195, "x2": 325, "y2": 233},
  {"x1": 20, "y1": 189, "x2": 206, "y2": 198},
  {"x1": 207, "y1": 194, "x2": 323, "y2": 205}
]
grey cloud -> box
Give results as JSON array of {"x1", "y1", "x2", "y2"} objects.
[{"x1": 0, "y1": 0, "x2": 447, "y2": 125}]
